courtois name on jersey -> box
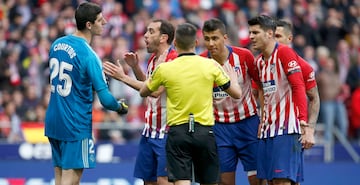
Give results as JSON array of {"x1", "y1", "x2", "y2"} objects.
[
  {"x1": 53, "y1": 43, "x2": 77, "y2": 59},
  {"x1": 45, "y1": 35, "x2": 106, "y2": 141}
]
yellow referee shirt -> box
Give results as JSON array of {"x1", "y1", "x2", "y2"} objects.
[{"x1": 146, "y1": 53, "x2": 230, "y2": 126}]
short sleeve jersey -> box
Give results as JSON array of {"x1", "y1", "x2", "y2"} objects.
[
  {"x1": 45, "y1": 35, "x2": 110, "y2": 141},
  {"x1": 147, "y1": 54, "x2": 230, "y2": 126},
  {"x1": 200, "y1": 46, "x2": 259, "y2": 123}
]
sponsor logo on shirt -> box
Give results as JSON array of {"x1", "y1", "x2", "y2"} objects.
[
  {"x1": 287, "y1": 60, "x2": 301, "y2": 73},
  {"x1": 213, "y1": 91, "x2": 229, "y2": 99},
  {"x1": 308, "y1": 71, "x2": 315, "y2": 81},
  {"x1": 262, "y1": 80, "x2": 277, "y2": 94}
]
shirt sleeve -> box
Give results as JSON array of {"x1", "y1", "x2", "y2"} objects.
[
  {"x1": 87, "y1": 55, "x2": 119, "y2": 111},
  {"x1": 301, "y1": 60, "x2": 317, "y2": 90},
  {"x1": 279, "y1": 47, "x2": 308, "y2": 122}
]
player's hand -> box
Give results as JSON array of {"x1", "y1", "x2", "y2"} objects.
[
  {"x1": 222, "y1": 63, "x2": 238, "y2": 82},
  {"x1": 103, "y1": 60, "x2": 126, "y2": 81},
  {"x1": 117, "y1": 99, "x2": 128, "y2": 115},
  {"x1": 124, "y1": 52, "x2": 139, "y2": 68},
  {"x1": 299, "y1": 121, "x2": 315, "y2": 149}
]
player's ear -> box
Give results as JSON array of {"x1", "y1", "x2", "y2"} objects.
[
  {"x1": 289, "y1": 34, "x2": 293, "y2": 42},
  {"x1": 160, "y1": 34, "x2": 168, "y2": 43},
  {"x1": 267, "y1": 29, "x2": 274, "y2": 39},
  {"x1": 86, "y1": 21, "x2": 92, "y2": 30}
]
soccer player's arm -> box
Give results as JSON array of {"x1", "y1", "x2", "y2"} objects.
[
  {"x1": 246, "y1": 52, "x2": 265, "y2": 137},
  {"x1": 89, "y1": 58, "x2": 126, "y2": 114},
  {"x1": 245, "y1": 49, "x2": 260, "y2": 99},
  {"x1": 103, "y1": 59, "x2": 165, "y2": 98},
  {"x1": 257, "y1": 83, "x2": 264, "y2": 138},
  {"x1": 303, "y1": 62, "x2": 320, "y2": 129},
  {"x1": 280, "y1": 48, "x2": 308, "y2": 123},
  {"x1": 302, "y1": 62, "x2": 318, "y2": 148},
  {"x1": 123, "y1": 52, "x2": 147, "y2": 81},
  {"x1": 306, "y1": 86, "x2": 319, "y2": 127}
]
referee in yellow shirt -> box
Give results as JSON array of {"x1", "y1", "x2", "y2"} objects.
[{"x1": 140, "y1": 22, "x2": 242, "y2": 185}]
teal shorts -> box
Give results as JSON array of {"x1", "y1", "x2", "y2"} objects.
[{"x1": 49, "y1": 137, "x2": 96, "y2": 169}]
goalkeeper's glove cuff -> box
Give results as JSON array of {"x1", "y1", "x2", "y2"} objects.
[{"x1": 117, "y1": 99, "x2": 128, "y2": 115}]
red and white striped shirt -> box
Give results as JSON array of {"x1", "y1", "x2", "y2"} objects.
[
  {"x1": 142, "y1": 48, "x2": 177, "y2": 139},
  {"x1": 201, "y1": 46, "x2": 259, "y2": 123},
  {"x1": 255, "y1": 43, "x2": 307, "y2": 138}
]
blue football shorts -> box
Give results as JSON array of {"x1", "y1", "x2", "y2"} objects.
[
  {"x1": 49, "y1": 137, "x2": 96, "y2": 169},
  {"x1": 214, "y1": 115, "x2": 260, "y2": 172},
  {"x1": 257, "y1": 134, "x2": 304, "y2": 183},
  {"x1": 134, "y1": 134, "x2": 168, "y2": 181}
]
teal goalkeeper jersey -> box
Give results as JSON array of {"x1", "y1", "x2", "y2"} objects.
[{"x1": 45, "y1": 35, "x2": 118, "y2": 141}]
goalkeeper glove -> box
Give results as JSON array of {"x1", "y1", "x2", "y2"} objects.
[{"x1": 117, "y1": 99, "x2": 128, "y2": 115}]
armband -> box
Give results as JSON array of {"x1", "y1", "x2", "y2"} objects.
[{"x1": 218, "y1": 81, "x2": 230, "y2": 91}]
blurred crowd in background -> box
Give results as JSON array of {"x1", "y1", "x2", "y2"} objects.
[{"x1": 0, "y1": 0, "x2": 359, "y2": 144}]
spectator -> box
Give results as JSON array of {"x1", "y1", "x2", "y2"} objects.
[
  {"x1": 346, "y1": 53, "x2": 360, "y2": 93},
  {"x1": 1, "y1": 101, "x2": 23, "y2": 143},
  {"x1": 317, "y1": 56, "x2": 349, "y2": 143},
  {"x1": 349, "y1": 87, "x2": 360, "y2": 142}
]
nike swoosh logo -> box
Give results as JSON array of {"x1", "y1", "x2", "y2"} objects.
[{"x1": 274, "y1": 169, "x2": 283, "y2": 173}]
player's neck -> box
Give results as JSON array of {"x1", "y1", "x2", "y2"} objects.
[
  {"x1": 155, "y1": 44, "x2": 171, "y2": 59},
  {"x1": 212, "y1": 46, "x2": 229, "y2": 65},
  {"x1": 73, "y1": 30, "x2": 92, "y2": 44},
  {"x1": 263, "y1": 40, "x2": 277, "y2": 60}
]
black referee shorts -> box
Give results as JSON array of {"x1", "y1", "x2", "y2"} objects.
[{"x1": 166, "y1": 123, "x2": 220, "y2": 184}]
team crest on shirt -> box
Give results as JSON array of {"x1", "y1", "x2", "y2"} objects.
[
  {"x1": 270, "y1": 63, "x2": 275, "y2": 74},
  {"x1": 234, "y1": 66, "x2": 240, "y2": 73}
]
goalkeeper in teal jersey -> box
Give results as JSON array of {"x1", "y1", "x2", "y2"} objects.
[{"x1": 44, "y1": 2, "x2": 127, "y2": 185}]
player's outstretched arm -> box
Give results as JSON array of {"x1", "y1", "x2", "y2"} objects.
[
  {"x1": 103, "y1": 60, "x2": 144, "y2": 91},
  {"x1": 139, "y1": 79, "x2": 153, "y2": 97},
  {"x1": 124, "y1": 52, "x2": 146, "y2": 81},
  {"x1": 103, "y1": 60, "x2": 164, "y2": 98},
  {"x1": 96, "y1": 88, "x2": 127, "y2": 115}
]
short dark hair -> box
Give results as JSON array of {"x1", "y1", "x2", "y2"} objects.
[
  {"x1": 202, "y1": 18, "x2": 226, "y2": 35},
  {"x1": 276, "y1": 19, "x2": 293, "y2": 34},
  {"x1": 248, "y1": 15, "x2": 276, "y2": 33},
  {"x1": 75, "y1": 2, "x2": 102, "y2": 31},
  {"x1": 175, "y1": 23, "x2": 197, "y2": 50},
  {"x1": 153, "y1": 19, "x2": 175, "y2": 45}
]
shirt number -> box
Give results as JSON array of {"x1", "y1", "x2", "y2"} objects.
[{"x1": 49, "y1": 58, "x2": 73, "y2": 97}]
